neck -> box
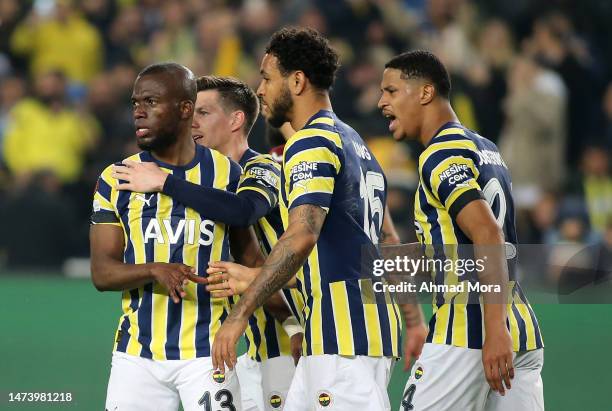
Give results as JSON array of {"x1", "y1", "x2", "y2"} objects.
[
  {"x1": 151, "y1": 128, "x2": 196, "y2": 166},
  {"x1": 221, "y1": 133, "x2": 250, "y2": 163},
  {"x1": 290, "y1": 92, "x2": 332, "y2": 132},
  {"x1": 419, "y1": 100, "x2": 459, "y2": 146}
]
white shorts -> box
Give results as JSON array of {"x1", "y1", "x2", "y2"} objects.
[
  {"x1": 284, "y1": 354, "x2": 394, "y2": 411},
  {"x1": 105, "y1": 351, "x2": 241, "y2": 411},
  {"x1": 260, "y1": 355, "x2": 296, "y2": 410},
  {"x1": 236, "y1": 354, "x2": 264, "y2": 411},
  {"x1": 400, "y1": 343, "x2": 544, "y2": 411}
]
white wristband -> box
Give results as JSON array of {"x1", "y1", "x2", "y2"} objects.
[{"x1": 282, "y1": 316, "x2": 303, "y2": 338}]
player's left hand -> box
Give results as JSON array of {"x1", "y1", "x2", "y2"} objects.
[
  {"x1": 112, "y1": 160, "x2": 168, "y2": 192},
  {"x1": 482, "y1": 326, "x2": 514, "y2": 396},
  {"x1": 212, "y1": 317, "x2": 248, "y2": 373},
  {"x1": 403, "y1": 322, "x2": 428, "y2": 371}
]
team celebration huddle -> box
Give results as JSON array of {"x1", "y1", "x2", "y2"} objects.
[{"x1": 90, "y1": 27, "x2": 543, "y2": 411}]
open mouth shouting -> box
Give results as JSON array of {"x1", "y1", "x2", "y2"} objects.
[{"x1": 383, "y1": 111, "x2": 398, "y2": 133}]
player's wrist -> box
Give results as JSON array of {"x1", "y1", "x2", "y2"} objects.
[
  {"x1": 143, "y1": 262, "x2": 160, "y2": 281},
  {"x1": 282, "y1": 316, "x2": 304, "y2": 338},
  {"x1": 155, "y1": 172, "x2": 168, "y2": 192}
]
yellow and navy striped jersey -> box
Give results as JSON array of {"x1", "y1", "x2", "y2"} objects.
[
  {"x1": 280, "y1": 110, "x2": 402, "y2": 357},
  {"x1": 415, "y1": 122, "x2": 543, "y2": 351},
  {"x1": 234, "y1": 148, "x2": 299, "y2": 361},
  {"x1": 91, "y1": 145, "x2": 242, "y2": 360}
]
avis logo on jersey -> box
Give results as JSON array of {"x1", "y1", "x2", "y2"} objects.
[{"x1": 143, "y1": 218, "x2": 216, "y2": 245}]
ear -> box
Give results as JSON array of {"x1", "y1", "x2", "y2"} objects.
[
  {"x1": 230, "y1": 111, "x2": 246, "y2": 133},
  {"x1": 420, "y1": 83, "x2": 435, "y2": 105},
  {"x1": 180, "y1": 100, "x2": 194, "y2": 120},
  {"x1": 292, "y1": 71, "x2": 307, "y2": 95}
]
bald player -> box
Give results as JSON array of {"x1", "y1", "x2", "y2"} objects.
[{"x1": 90, "y1": 63, "x2": 244, "y2": 411}]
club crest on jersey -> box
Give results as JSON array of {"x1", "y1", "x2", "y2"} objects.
[
  {"x1": 212, "y1": 370, "x2": 225, "y2": 384},
  {"x1": 415, "y1": 366, "x2": 424, "y2": 380},
  {"x1": 317, "y1": 391, "x2": 332, "y2": 407},
  {"x1": 269, "y1": 392, "x2": 283, "y2": 408}
]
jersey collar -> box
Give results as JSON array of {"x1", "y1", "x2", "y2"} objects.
[
  {"x1": 426, "y1": 121, "x2": 464, "y2": 147},
  {"x1": 238, "y1": 148, "x2": 260, "y2": 168}
]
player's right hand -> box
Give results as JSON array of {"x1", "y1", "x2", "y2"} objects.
[
  {"x1": 147, "y1": 263, "x2": 206, "y2": 303},
  {"x1": 112, "y1": 160, "x2": 168, "y2": 193},
  {"x1": 204, "y1": 261, "x2": 260, "y2": 297},
  {"x1": 403, "y1": 322, "x2": 428, "y2": 371},
  {"x1": 482, "y1": 326, "x2": 514, "y2": 396}
]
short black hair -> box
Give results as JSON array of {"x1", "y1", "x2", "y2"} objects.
[
  {"x1": 138, "y1": 62, "x2": 197, "y2": 102},
  {"x1": 197, "y1": 76, "x2": 260, "y2": 136},
  {"x1": 385, "y1": 51, "x2": 451, "y2": 99},
  {"x1": 265, "y1": 27, "x2": 339, "y2": 91}
]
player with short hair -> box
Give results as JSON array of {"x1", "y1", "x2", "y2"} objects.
[
  {"x1": 212, "y1": 27, "x2": 402, "y2": 410},
  {"x1": 112, "y1": 74, "x2": 302, "y2": 411},
  {"x1": 378, "y1": 50, "x2": 544, "y2": 411},
  {"x1": 90, "y1": 62, "x2": 244, "y2": 411}
]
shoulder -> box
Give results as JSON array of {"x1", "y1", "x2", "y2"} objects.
[
  {"x1": 244, "y1": 153, "x2": 281, "y2": 172},
  {"x1": 101, "y1": 153, "x2": 142, "y2": 178},
  {"x1": 10, "y1": 98, "x2": 41, "y2": 117},
  {"x1": 285, "y1": 121, "x2": 343, "y2": 155},
  {"x1": 419, "y1": 131, "x2": 479, "y2": 173}
]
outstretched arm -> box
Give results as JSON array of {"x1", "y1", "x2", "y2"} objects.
[
  {"x1": 112, "y1": 161, "x2": 272, "y2": 227},
  {"x1": 211, "y1": 204, "x2": 326, "y2": 371}
]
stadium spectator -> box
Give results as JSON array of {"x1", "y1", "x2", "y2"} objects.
[
  {"x1": 2, "y1": 70, "x2": 99, "y2": 183},
  {"x1": 602, "y1": 82, "x2": 612, "y2": 150},
  {"x1": 0, "y1": 0, "x2": 27, "y2": 74},
  {"x1": 10, "y1": 0, "x2": 104, "y2": 85},
  {"x1": 527, "y1": 11, "x2": 601, "y2": 167},
  {"x1": 148, "y1": 2, "x2": 197, "y2": 69},
  {"x1": 105, "y1": 5, "x2": 145, "y2": 67},
  {"x1": 0, "y1": 75, "x2": 26, "y2": 162},
  {"x1": 565, "y1": 146, "x2": 612, "y2": 234},
  {"x1": 498, "y1": 55, "x2": 567, "y2": 209},
  {"x1": 0, "y1": 170, "x2": 77, "y2": 269},
  {"x1": 0, "y1": 0, "x2": 609, "y2": 270}
]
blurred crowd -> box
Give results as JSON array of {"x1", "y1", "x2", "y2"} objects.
[{"x1": 0, "y1": 0, "x2": 611, "y2": 283}]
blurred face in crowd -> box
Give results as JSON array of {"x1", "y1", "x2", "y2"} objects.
[
  {"x1": 191, "y1": 90, "x2": 233, "y2": 152},
  {"x1": 378, "y1": 68, "x2": 424, "y2": 141},
  {"x1": 257, "y1": 53, "x2": 293, "y2": 128},
  {"x1": 131, "y1": 74, "x2": 182, "y2": 151},
  {"x1": 35, "y1": 71, "x2": 66, "y2": 106}
]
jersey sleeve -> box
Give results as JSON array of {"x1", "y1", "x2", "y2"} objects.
[
  {"x1": 226, "y1": 158, "x2": 242, "y2": 194},
  {"x1": 91, "y1": 165, "x2": 120, "y2": 226},
  {"x1": 420, "y1": 144, "x2": 484, "y2": 219},
  {"x1": 283, "y1": 132, "x2": 342, "y2": 212},
  {"x1": 237, "y1": 155, "x2": 281, "y2": 208}
]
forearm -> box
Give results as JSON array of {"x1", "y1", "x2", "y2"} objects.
[
  {"x1": 473, "y1": 228, "x2": 508, "y2": 326},
  {"x1": 381, "y1": 204, "x2": 401, "y2": 245},
  {"x1": 230, "y1": 226, "x2": 266, "y2": 268},
  {"x1": 91, "y1": 257, "x2": 153, "y2": 291},
  {"x1": 227, "y1": 228, "x2": 315, "y2": 321},
  {"x1": 163, "y1": 174, "x2": 269, "y2": 227},
  {"x1": 402, "y1": 303, "x2": 425, "y2": 327},
  {"x1": 263, "y1": 291, "x2": 294, "y2": 323}
]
